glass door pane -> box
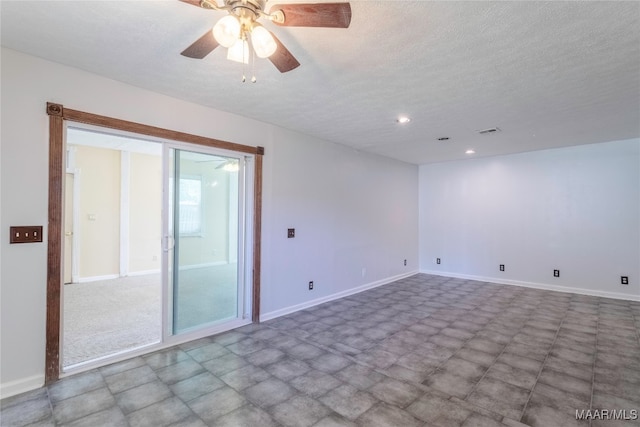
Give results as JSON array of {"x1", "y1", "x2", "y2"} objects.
[{"x1": 170, "y1": 148, "x2": 241, "y2": 333}]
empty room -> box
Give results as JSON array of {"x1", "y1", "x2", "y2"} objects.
[{"x1": 1, "y1": 1, "x2": 638, "y2": 427}]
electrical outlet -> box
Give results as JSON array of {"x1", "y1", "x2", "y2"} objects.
[
  {"x1": 436, "y1": 258, "x2": 441, "y2": 265},
  {"x1": 308, "y1": 281, "x2": 314, "y2": 290},
  {"x1": 621, "y1": 276, "x2": 629, "y2": 285},
  {"x1": 499, "y1": 264, "x2": 505, "y2": 272},
  {"x1": 287, "y1": 228, "x2": 295, "y2": 238},
  {"x1": 553, "y1": 269, "x2": 560, "y2": 278},
  {"x1": 404, "y1": 259, "x2": 407, "y2": 266},
  {"x1": 10, "y1": 226, "x2": 43, "y2": 244}
]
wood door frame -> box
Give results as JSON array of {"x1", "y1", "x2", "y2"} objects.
[{"x1": 45, "y1": 102, "x2": 264, "y2": 383}]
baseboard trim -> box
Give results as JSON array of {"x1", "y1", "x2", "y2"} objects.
[
  {"x1": 0, "y1": 374, "x2": 45, "y2": 400},
  {"x1": 74, "y1": 263, "x2": 229, "y2": 282},
  {"x1": 420, "y1": 270, "x2": 640, "y2": 302},
  {"x1": 179, "y1": 261, "x2": 228, "y2": 271},
  {"x1": 260, "y1": 271, "x2": 419, "y2": 322},
  {"x1": 75, "y1": 274, "x2": 120, "y2": 283},
  {"x1": 127, "y1": 269, "x2": 161, "y2": 277}
]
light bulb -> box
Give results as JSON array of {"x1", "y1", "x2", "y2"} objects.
[
  {"x1": 213, "y1": 15, "x2": 241, "y2": 48},
  {"x1": 227, "y1": 39, "x2": 249, "y2": 64},
  {"x1": 251, "y1": 25, "x2": 277, "y2": 58}
]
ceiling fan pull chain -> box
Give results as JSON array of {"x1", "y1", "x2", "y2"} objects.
[
  {"x1": 251, "y1": 49, "x2": 257, "y2": 83},
  {"x1": 242, "y1": 42, "x2": 246, "y2": 82}
]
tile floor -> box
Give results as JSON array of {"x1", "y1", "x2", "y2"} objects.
[{"x1": 2, "y1": 274, "x2": 639, "y2": 427}]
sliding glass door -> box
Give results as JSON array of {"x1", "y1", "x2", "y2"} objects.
[
  {"x1": 165, "y1": 146, "x2": 246, "y2": 335},
  {"x1": 62, "y1": 129, "x2": 251, "y2": 371}
]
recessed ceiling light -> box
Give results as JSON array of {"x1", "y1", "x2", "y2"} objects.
[
  {"x1": 437, "y1": 137, "x2": 450, "y2": 141},
  {"x1": 465, "y1": 149, "x2": 475, "y2": 154},
  {"x1": 396, "y1": 116, "x2": 411, "y2": 124}
]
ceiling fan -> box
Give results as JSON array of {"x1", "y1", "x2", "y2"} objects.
[{"x1": 179, "y1": 0, "x2": 352, "y2": 73}]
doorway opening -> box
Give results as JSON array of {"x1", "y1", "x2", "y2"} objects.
[
  {"x1": 62, "y1": 129, "x2": 163, "y2": 368},
  {"x1": 46, "y1": 103, "x2": 264, "y2": 381}
]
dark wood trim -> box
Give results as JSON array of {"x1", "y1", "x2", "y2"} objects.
[
  {"x1": 45, "y1": 107, "x2": 64, "y2": 383},
  {"x1": 45, "y1": 103, "x2": 263, "y2": 381},
  {"x1": 47, "y1": 102, "x2": 64, "y2": 117},
  {"x1": 252, "y1": 150, "x2": 264, "y2": 323},
  {"x1": 62, "y1": 108, "x2": 260, "y2": 155}
]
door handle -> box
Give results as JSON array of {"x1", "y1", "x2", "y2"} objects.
[
  {"x1": 65, "y1": 231, "x2": 73, "y2": 236},
  {"x1": 163, "y1": 235, "x2": 175, "y2": 252}
]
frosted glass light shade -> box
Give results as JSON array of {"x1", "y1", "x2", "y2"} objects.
[
  {"x1": 213, "y1": 15, "x2": 241, "y2": 48},
  {"x1": 227, "y1": 39, "x2": 249, "y2": 64},
  {"x1": 251, "y1": 25, "x2": 277, "y2": 58}
]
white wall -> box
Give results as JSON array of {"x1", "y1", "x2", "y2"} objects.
[
  {"x1": 0, "y1": 48, "x2": 419, "y2": 397},
  {"x1": 261, "y1": 127, "x2": 418, "y2": 317},
  {"x1": 419, "y1": 139, "x2": 640, "y2": 300},
  {"x1": 75, "y1": 145, "x2": 121, "y2": 278}
]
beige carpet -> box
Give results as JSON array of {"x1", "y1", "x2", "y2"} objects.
[
  {"x1": 63, "y1": 264, "x2": 238, "y2": 367},
  {"x1": 63, "y1": 274, "x2": 162, "y2": 367}
]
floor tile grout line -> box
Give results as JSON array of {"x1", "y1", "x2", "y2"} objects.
[
  {"x1": 460, "y1": 330, "x2": 514, "y2": 402},
  {"x1": 46, "y1": 366, "x2": 113, "y2": 425},
  {"x1": 587, "y1": 301, "x2": 601, "y2": 427},
  {"x1": 457, "y1": 287, "x2": 545, "y2": 408},
  {"x1": 631, "y1": 302, "x2": 640, "y2": 349},
  {"x1": 517, "y1": 299, "x2": 569, "y2": 424},
  {"x1": 45, "y1": 387, "x2": 55, "y2": 425}
]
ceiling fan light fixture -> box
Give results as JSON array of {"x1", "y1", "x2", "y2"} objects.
[
  {"x1": 213, "y1": 15, "x2": 241, "y2": 48},
  {"x1": 227, "y1": 38, "x2": 249, "y2": 64},
  {"x1": 223, "y1": 161, "x2": 240, "y2": 172},
  {"x1": 251, "y1": 24, "x2": 277, "y2": 58}
]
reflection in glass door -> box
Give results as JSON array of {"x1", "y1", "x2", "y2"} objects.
[{"x1": 167, "y1": 148, "x2": 244, "y2": 334}]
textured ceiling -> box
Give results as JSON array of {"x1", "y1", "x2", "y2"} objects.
[{"x1": 2, "y1": 1, "x2": 639, "y2": 164}]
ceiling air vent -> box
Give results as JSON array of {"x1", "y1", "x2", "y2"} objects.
[{"x1": 477, "y1": 127, "x2": 501, "y2": 135}]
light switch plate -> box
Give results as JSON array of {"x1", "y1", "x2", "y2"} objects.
[{"x1": 10, "y1": 226, "x2": 43, "y2": 244}]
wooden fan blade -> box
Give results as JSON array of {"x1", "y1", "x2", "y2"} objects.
[
  {"x1": 178, "y1": 0, "x2": 204, "y2": 8},
  {"x1": 178, "y1": 0, "x2": 217, "y2": 9},
  {"x1": 268, "y1": 32, "x2": 301, "y2": 73},
  {"x1": 270, "y1": 3, "x2": 351, "y2": 28},
  {"x1": 181, "y1": 30, "x2": 219, "y2": 59}
]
